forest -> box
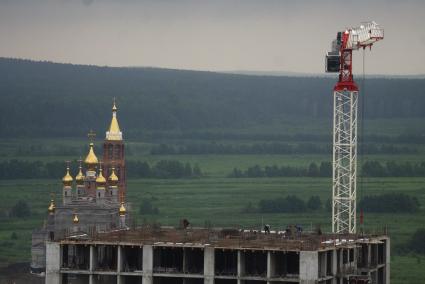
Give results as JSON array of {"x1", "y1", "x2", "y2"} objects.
[{"x1": 1, "y1": 58, "x2": 425, "y2": 139}]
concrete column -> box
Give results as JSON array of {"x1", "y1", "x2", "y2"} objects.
[
  {"x1": 374, "y1": 244, "x2": 379, "y2": 266},
  {"x1": 183, "y1": 248, "x2": 188, "y2": 273},
  {"x1": 367, "y1": 245, "x2": 372, "y2": 267},
  {"x1": 90, "y1": 245, "x2": 97, "y2": 271},
  {"x1": 319, "y1": 252, "x2": 327, "y2": 278},
  {"x1": 142, "y1": 245, "x2": 153, "y2": 284},
  {"x1": 45, "y1": 242, "x2": 62, "y2": 284},
  {"x1": 372, "y1": 271, "x2": 378, "y2": 284},
  {"x1": 267, "y1": 251, "x2": 275, "y2": 278},
  {"x1": 237, "y1": 250, "x2": 245, "y2": 284},
  {"x1": 385, "y1": 238, "x2": 391, "y2": 284},
  {"x1": 300, "y1": 251, "x2": 318, "y2": 284},
  {"x1": 118, "y1": 246, "x2": 123, "y2": 272},
  {"x1": 352, "y1": 247, "x2": 358, "y2": 270},
  {"x1": 117, "y1": 245, "x2": 123, "y2": 284},
  {"x1": 89, "y1": 245, "x2": 96, "y2": 284},
  {"x1": 332, "y1": 249, "x2": 338, "y2": 284},
  {"x1": 267, "y1": 251, "x2": 275, "y2": 284},
  {"x1": 204, "y1": 247, "x2": 215, "y2": 284},
  {"x1": 339, "y1": 249, "x2": 343, "y2": 271}
]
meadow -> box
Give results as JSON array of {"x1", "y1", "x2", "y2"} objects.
[{"x1": 0, "y1": 136, "x2": 424, "y2": 283}]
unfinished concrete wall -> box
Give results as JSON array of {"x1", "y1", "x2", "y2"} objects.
[
  {"x1": 31, "y1": 229, "x2": 47, "y2": 274},
  {"x1": 300, "y1": 251, "x2": 318, "y2": 284},
  {"x1": 46, "y1": 242, "x2": 62, "y2": 284}
]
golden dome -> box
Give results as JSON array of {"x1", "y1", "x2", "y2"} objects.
[
  {"x1": 106, "y1": 100, "x2": 122, "y2": 141},
  {"x1": 62, "y1": 166, "x2": 73, "y2": 186},
  {"x1": 96, "y1": 167, "x2": 106, "y2": 188},
  {"x1": 73, "y1": 213, "x2": 79, "y2": 224},
  {"x1": 119, "y1": 202, "x2": 126, "y2": 216},
  {"x1": 75, "y1": 165, "x2": 85, "y2": 185},
  {"x1": 84, "y1": 143, "x2": 98, "y2": 170},
  {"x1": 108, "y1": 167, "x2": 119, "y2": 185},
  {"x1": 48, "y1": 199, "x2": 55, "y2": 214}
]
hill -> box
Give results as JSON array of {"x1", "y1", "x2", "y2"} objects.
[{"x1": 0, "y1": 58, "x2": 424, "y2": 139}]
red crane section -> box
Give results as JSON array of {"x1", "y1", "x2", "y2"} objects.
[{"x1": 326, "y1": 21, "x2": 384, "y2": 91}]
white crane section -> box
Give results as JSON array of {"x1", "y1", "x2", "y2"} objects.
[
  {"x1": 345, "y1": 21, "x2": 384, "y2": 50},
  {"x1": 326, "y1": 21, "x2": 384, "y2": 234}
]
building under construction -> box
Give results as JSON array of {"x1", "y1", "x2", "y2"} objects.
[
  {"x1": 46, "y1": 227, "x2": 390, "y2": 284},
  {"x1": 40, "y1": 22, "x2": 390, "y2": 284}
]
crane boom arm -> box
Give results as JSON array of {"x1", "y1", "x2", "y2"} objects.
[
  {"x1": 326, "y1": 21, "x2": 384, "y2": 74},
  {"x1": 344, "y1": 21, "x2": 384, "y2": 50}
]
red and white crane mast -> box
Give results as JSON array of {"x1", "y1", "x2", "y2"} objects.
[{"x1": 326, "y1": 21, "x2": 383, "y2": 234}]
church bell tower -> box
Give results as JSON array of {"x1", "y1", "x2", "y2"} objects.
[{"x1": 103, "y1": 99, "x2": 126, "y2": 200}]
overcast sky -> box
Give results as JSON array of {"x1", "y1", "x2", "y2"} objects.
[{"x1": 0, "y1": 0, "x2": 424, "y2": 75}]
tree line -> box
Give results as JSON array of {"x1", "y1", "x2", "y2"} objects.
[
  {"x1": 229, "y1": 160, "x2": 425, "y2": 178},
  {"x1": 0, "y1": 159, "x2": 202, "y2": 180},
  {"x1": 242, "y1": 195, "x2": 325, "y2": 214},
  {"x1": 126, "y1": 160, "x2": 202, "y2": 179},
  {"x1": 147, "y1": 132, "x2": 425, "y2": 144},
  {"x1": 243, "y1": 193, "x2": 419, "y2": 214},
  {"x1": 151, "y1": 143, "x2": 416, "y2": 155},
  {"x1": 358, "y1": 193, "x2": 420, "y2": 213},
  {"x1": 2, "y1": 58, "x2": 425, "y2": 138},
  {"x1": 362, "y1": 160, "x2": 425, "y2": 177},
  {"x1": 229, "y1": 162, "x2": 332, "y2": 178}
]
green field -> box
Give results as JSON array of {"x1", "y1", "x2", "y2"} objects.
[
  {"x1": 0, "y1": 136, "x2": 425, "y2": 283},
  {"x1": 0, "y1": 175, "x2": 424, "y2": 282}
]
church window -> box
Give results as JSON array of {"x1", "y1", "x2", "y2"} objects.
[
  {"x1": 114, "y1": 145, "x2": 121, "y2": 159},
  {"x1": 108, "y1": 144, "x2": 113, "y2": 159}
]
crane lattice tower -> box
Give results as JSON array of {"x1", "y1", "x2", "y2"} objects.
[{"x1": 326, "y1": 22, "x2": 384, "y2": 233}]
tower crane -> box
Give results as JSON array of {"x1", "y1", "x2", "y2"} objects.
[{"x1": 326, "y1": 22, "x2": 384, "y2": 234}]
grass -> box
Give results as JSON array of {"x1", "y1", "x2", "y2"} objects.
[
  {"x1": 0, "y1": 176, "x2": 424, "y2": 283},
  {"x1": 0, "y1": 135, "x2": 424, "y2": 283}
]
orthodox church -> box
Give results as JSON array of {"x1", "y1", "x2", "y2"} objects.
[{"x1": 31, "y1": 100, "x2": 129, "y2": 275}]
